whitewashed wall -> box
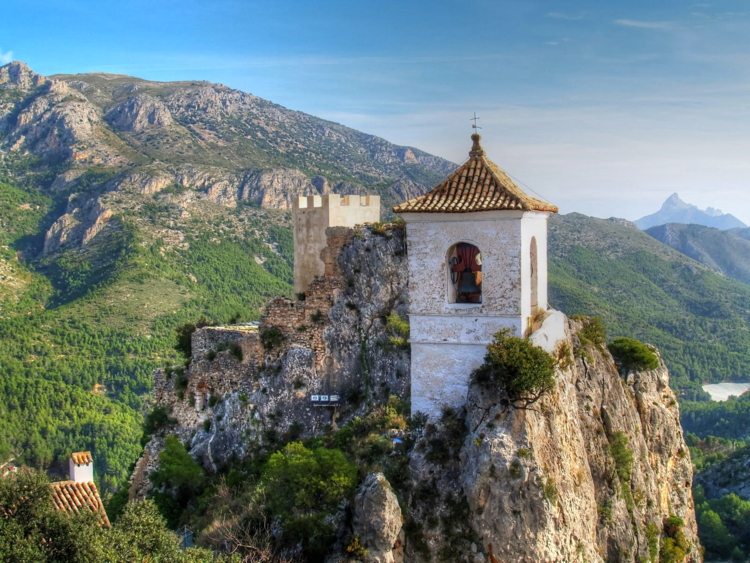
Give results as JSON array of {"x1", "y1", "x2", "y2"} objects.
[{"x1": 403, "y1": 209, "x2": 551, "y2": 418}]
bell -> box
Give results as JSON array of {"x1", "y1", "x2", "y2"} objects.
[{"x1": 457, "y1": 268, "x2": 480, "y2": 294}]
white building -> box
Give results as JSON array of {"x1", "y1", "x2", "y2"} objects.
[{"x1": 394, "y1": 134, "x2": 558, "y2": 418}]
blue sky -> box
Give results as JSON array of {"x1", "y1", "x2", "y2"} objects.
[{"x1": 2, "y1": 0, "x2": 749, "y2": 222}]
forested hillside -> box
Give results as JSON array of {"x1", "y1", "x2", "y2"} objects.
[
  {"x1": 549, "y1": 213, "x2": 750, "y2": 397},
  {"x1": 647, "y1": 222, "x2": 750, "y2": 286},
  {"x1": 0, "y1": 175, "x2": 296, "y2": 490}
]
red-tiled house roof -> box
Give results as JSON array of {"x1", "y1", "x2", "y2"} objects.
[
  {"x1": 71, "y1": 451, "x2": 93, "y2": 465},
  {"x1": 50, "y1": 480, "x2": 111, "y2": 527},
  {"x1": 393, "y1": 134, "x2": 558, "y2": 214}
]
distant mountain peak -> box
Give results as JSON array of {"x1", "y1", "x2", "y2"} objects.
[
  {"x1": 636, "y1": 193, "x2": 747, "y2": 231},
  {"x1": 662, "y1": 193, "x2": 691, "y2": 210}
]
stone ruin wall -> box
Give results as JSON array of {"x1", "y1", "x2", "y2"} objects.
[{"x1": 261, "y1": 227, "x2": 352, "y2": 364}]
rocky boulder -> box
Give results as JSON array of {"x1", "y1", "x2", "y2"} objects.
[{"x1": 352, "y1": 473, "x2": 404, "y2": 563}]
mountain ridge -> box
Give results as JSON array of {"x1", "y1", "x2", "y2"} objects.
[
  {"x1": 646, "y1": 222, "x2": 750, "y2": 286},
  {"x1": 635, "y1": 193, "x2": 747, "y2": 231}
]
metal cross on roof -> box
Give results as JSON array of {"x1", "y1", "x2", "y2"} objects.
[{"x1": 471, "y1": 112, "x2": 482, "y2": 130}]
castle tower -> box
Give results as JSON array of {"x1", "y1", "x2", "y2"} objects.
[
  {"x1": 393, "y1": 134, "x2": 558, "y2": 418},
  {"x1": 293, "y1": 194, "x2": 381, "y2": 295}
]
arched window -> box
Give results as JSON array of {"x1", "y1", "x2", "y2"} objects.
[
  {"x1": 530, "y1": 237, "x2": 538, "y2": 312},
  {"x1": 448, "y1": 243, "x2": 482, "y2": 303}
]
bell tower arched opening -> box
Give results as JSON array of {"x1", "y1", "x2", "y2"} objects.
[
  {"x1": 530, "y1": 237, "x2": 539, "y2": 313},
  {"x1": 447, "y1": 242, "x2": 482, "y2": 304}
]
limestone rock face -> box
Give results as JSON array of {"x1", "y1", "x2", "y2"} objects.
[
  {"x1": 105, "y1": 94, "x2": 175, "y2": 131},
  {"x1": 406, "y1": 318, "x2": 700, "y2": 563},
  {"x1": 139, "y1": 225, "x2": 410, "y2": 472},
  {"x1": 352, "y1": 473, "x2": 404, "y2": 563},
  {"x1": 0, "y1": 61, "x2": 44, "y2": 90}
]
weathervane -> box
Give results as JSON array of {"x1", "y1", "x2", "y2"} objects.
[{"x1": 470, "y1": 112, "x2": 482, "y2": 131}]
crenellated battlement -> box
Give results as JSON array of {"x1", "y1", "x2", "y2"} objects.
[
  {"x1": 293, "y1": 194, "x2": 380, "y2": 210},
  {"x1": 293, "y1": 193, "x2": 381, "y2": 294}
]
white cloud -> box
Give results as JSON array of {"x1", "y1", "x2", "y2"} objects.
[
  {"x1": 0, "y1": 48, "x2": 13, "y2": 65},
  {"x1": 615, "y1": 19, "x2": 675, "y2": 30}
]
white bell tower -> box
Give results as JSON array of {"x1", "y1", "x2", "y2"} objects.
[{"x1": 394, "y1": 134, "x2": 558, "y2": 418}]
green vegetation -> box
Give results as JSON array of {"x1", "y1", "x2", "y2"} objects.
[
  {"x1": 685, "y1": 433, "x2": 746, "y2": 472},
  {"x1": 694, "y1": 485, "x2": 750, "y2": 561},
  {"x1": 549, "y1": 213, "x2": 750, "y2": 395},
  {"x1": 660, "y1": 515, "x2": 691, "y2": 563},
  {"x1": 0, "y1": 468, "x2": 218, "y2": 562},
  {"x1": 262, "y1": 442, "x2": 357, "y2": 557},
  {"x1": 385, "y1": 311, "x2": 410, "y2": 348},
  {"x1": 681, "y1": 394, "x2": 750, "y2": 441},
  {"x1": 608, "y1": 337, "x2": 660, "y2": 374},
  {"x1": 0, "y1": 177, "x2": 295, "y2": 489},
  {"x1": 138, "y1": 398, "x2": 412, "y2": 560},
  {"x1": 260, "y1": 326, "x2": 285, "y2": 350},
  {"x1": 472, "y1": 329, "x2": 556, "y2": 407},
  {"x1": 609, "y1": 431, "x2": 635, "y2": 512}
]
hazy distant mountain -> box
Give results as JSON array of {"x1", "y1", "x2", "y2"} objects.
[
  {"x1": 646, "y1": 223, "x2": 750, "y2": 286},
  {"x1": 635, "y1": 193, "x2": 747, "y2": 230}
]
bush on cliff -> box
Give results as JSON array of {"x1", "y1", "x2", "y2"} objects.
[
  {"x1": 261, "y1": 442, "x2": 357, "y2": 559},
  {"x1": 472, "y1": 329, "x2": 556, "y2": 407},
  {"x1": 608, "y1": 337, "x2": 659, "y2": 374}
]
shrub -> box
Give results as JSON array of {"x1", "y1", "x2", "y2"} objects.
[
  {"x1": 260, "y1": 326, "x2": 285, "y2": 350},
  {"x1": 608, "y1": 337, "x2": 659, "y2": 374},
  {"x1": 660, "y1": 515, "x2": 691, "y2": 563},
  {"x1": 646, "y1": 522, "x2": 660, "y2": 562},
  {"x1": 150, "y1": 436, "x2": 204, "y2": 490},
  {"x1": 542, "y1": 477, "x2": 558, "y2": 505},
  {"x1": 229, "y1": 341, "x2": 243, "y2": 362},
  {"x1": 206, "y1": 350, "x2": 217, "y2": 361},
  {"x1": 262, "y1": 442, "x2": 357, "y2": 558},
  {"x1": 142, "y1": 406, "x2": 177, "y2": 438},
  {"x1": 385, "y1": 311, "x2": 410, "y2": 348},
  {"x1": 472, "y1": 329, "x2": 556, "y2": 407},
  {"x1": 609, "y1": 431, "x2": 634, "y2": 483},
  {"x1": 173, "y1": 368, "x2": 188, "y2": 392},
  {"x1": 310, "y1": 310, "x2": 325, "y2": 324},
  {"x1": 517, "y1": 447, "x2": 533, "y2": 459},
  {"x1": 346, "y1": 535, "x2": 369, "y2": 557},
  {"x1": 572, "y1": 315, "x2": 606, "y2": 359}
]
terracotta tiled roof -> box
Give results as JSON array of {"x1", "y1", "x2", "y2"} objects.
[
  {"x1": 50, "y1": 480, "x2": 111, "y2": 527},
  {"x1": 71, "y1": 451, "x2": 93, "y2": 465},
  {"x1": 393, "y1": 134, "x2": 558, "y2": 214}
]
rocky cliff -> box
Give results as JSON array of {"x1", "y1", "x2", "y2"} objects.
[
  {"x1": 136, "y1": 223, "x2": 700, "y2": 563},
  {"x1": 0, "y1": 60, "x2": 454, "y2": 257}
]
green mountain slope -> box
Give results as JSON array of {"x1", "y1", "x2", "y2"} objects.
[
  {"x1": 549, "y1": 213, "x2": 750, "y2": 396},
  {"x1": 646, "y1": 223, "x2": 750, "y2": 286},
  {"x1": 0, "y1": 177, "x2": 296, "y2": 489}
]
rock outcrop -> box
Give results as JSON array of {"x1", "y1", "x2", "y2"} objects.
[
  {"x1": 140, "y1": 224, "x2": 410, "y2": 473},
  {"x1": 695, "y1": 446, "x2": 750, "y2": 500},
  {"x1": 352, "y1": 473, "x2": 404, "y2": 563},
  {"x1": 136, "y1": 224, "x2": 700, "y2": 563},
  {"x1": 0, "y1": 60, "x2": 457, "y2": 255}
]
